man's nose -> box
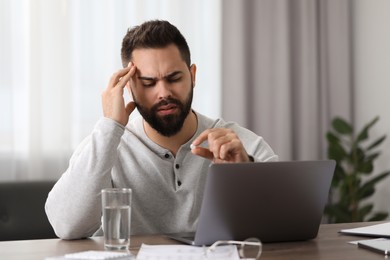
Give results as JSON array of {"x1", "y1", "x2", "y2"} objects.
[{"x1": 156, "y1": 80, "x2": 172, "y2": 99}]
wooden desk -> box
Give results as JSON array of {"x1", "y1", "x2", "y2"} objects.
[{"x1": 0, "y1": 222, "x2": 385, "y2": 259}]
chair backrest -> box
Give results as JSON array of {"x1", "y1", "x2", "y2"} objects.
[{"x1": 0, "y1": 181, "x2": 57, "y2": 241}]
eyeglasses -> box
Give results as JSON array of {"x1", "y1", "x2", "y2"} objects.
[{"x1": 205, "y1": 237, "x2": 262, "y2": 259}]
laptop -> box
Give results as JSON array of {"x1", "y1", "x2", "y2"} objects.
[{"x1": 168, "y1": 160, "x2": 335, "y2": 246}]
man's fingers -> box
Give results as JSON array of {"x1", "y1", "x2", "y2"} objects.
[
  {"x1": 208, "y1": 134, "x2": 231, "y2": 156},
  {"x1": 115, "y1": 65, "x2": 136, "y2": 89},
  {"x1": 191, "y1": 147, "x2": 214, "y2": 160},
  {"x1": 191, "y1": 128, "x2": 250, "y2": 163},
  {"x1": 108, "y1": 63, "x2": 136, "y2": 90},
  {"x1": 192, "y1": 128, "x2": 225, "y2": 146},
  {"x1": 219, "y1": 139, "x2": 240, "y2": 160},
  {"x1": 191, "y1": 130, "x2": 210, "y2": 146},
  {"x1": 108, "y1": 67, "x2": 130, "y2": 89}
]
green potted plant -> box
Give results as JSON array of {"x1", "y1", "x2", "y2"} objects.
[{"x1": 325, "y1": 116, "x2": 390, "y2": 223}]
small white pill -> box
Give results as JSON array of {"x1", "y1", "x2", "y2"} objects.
[{"x1": 190, "y1": 144, "x2": 196, "y2": 150}]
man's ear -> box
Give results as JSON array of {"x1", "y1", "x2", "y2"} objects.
[{"x1": 190, "y1": 64, "x2": 197, "y2": 87}]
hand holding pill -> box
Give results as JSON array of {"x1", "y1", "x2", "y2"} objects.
[{"x1": 191, "y1": 128, "x2": 252, "y2": 163}]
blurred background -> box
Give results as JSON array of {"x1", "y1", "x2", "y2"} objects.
[{"x1": 1, "y1": 0, "x2": 390, "y2": 220}]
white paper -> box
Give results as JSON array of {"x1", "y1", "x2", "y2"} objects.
[
  {"x1": 340, "y1": 222, "x2": 390, "y2": 237},
  {"x1": 357, "y1": 237, "x2": 390, "y2": 254},
  {"x1": 136, "y1": 244, "x2": 240, "y2": 260},
  {"x1": 65, "y1": 251, "x2": 132, "y2": 259},
  {"x1": 46, "y1": 250, "x2": 134, "y2": 260},
  {"x1": 348, "y1": 237, "x2": 387, "y2": 245}
]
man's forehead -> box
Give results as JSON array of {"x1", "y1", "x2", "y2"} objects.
[
  {"x1": 135, "y1": 67, "x2": 185, "y2": 78},
  {"x1": 137, "y1": 70, "x2": 184, "y2": 80},
  {"x1": 132, "y1": 47, "x2": 188, "y2": 78}
]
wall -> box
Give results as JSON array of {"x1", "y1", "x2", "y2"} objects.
[{"x1": 353, "y1": 0, "x2": 390, "y2": 217}]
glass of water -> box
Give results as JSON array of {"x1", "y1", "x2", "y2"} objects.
[{"x1": 101, "y1": 188, "x2": 132, "y2": 250}]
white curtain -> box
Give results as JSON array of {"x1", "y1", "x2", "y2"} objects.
[
  {"x1": 221, "y1": 0, "x2": 353, "y2": 161},
  {"x1": 0, "y1": 0, "x2": 221, "y2": 181}
]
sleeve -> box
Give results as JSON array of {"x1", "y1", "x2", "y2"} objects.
[
  {"x1": 239, "y1": 128, "x2": 278, "y2": 162},
  {"x1": 45, "y1": 117, "x2": 125, "y2": 239}
]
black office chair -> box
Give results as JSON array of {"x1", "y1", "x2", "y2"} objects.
[{"x1": 0, "y1": 181, "x2": 58, "y2": 241}]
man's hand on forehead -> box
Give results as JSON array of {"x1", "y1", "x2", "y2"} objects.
[{"x1": 101, "y1": 62, "x2": 137, "y2": 126}]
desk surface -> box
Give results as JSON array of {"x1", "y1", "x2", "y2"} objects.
[{"x1": 0, "y1": 222, "x2": 386, "y2": 259}]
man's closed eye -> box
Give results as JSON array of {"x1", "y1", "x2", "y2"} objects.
[{"x1": 141, "y1": 80, "x2": 156, "y2": 87}]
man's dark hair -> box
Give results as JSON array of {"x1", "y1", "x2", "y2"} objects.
[{"x1": 121, "y1": 20, "x2": 191, "y2": 68}]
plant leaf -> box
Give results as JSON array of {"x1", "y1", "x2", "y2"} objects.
[
  {"x1": 368, "y1": 212, "x2": 388, "y2": 222},
  {"x1": 358, "y1": 186, "x2": 375, "y2": 200},
  {"x1": 332, "y1": 117, "x2": 353, "y2": 135},
  {"x1": 326, "y1": 116, "x2": 390, "y2": 224},
  {"x1": 357, "y1": 171, "x2": 390, "y2": 200},
  {"x1": 356, "y1": 116, "x2": 379, "y2": 143},
  {"x1": 357, "y1": 204, "x2": 374, "y2": 220},
  {"x1": 362, "y1": 171, "x2": 390, "y2": 188},
  {"x1": 325, "y1": 203, "x2": 352, "y2": 223},
  {"x1": 365, "y1": 152, "x2": 380, "y2": 162},
  {"x1": 349, "y1": 147, "x2": 365, "y2": 165},
  {"x1": 357, "y1": 161, "x2": 373, "y2": 174},
  {"x1": 367, "y1": 135, "x2": 386, "y2": 151},
  {"x1": 328, "y1": 142, "x2": 347, "y2": 161},
  {"x1": 326, "y1": 132, "x2": 341, "y2": 144},
  {"x1": 331, "y1": 164, "x2": 346, "y2": 187}
]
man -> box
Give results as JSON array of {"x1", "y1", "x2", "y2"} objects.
[{"x1": 45, "y1": 20, "x2": 278, "y2": 239}]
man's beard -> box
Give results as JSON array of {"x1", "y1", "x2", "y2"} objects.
[{"x1": 134, "y1": 86, "x2": 193, "y2": 137}]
